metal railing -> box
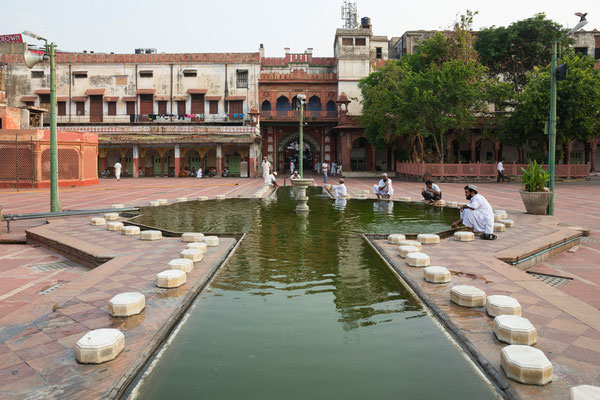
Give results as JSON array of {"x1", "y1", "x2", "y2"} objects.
[
  {"x1": 260, "y1": 110, "x2": 338, "y2": 120},
  {"x1": 54, "y1": 113, "x2": 250, "y2": 124}
]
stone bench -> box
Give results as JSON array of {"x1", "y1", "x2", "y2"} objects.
[
  {"x1": 140, "y1": 230, "x2": 162, "y2": 241},
  {"x1": 106, "y1": 222, "x2": 124, "y2": 231},
  {"x1": 450, "y1": 285, "x2": 486, "y2": 307},
  {"x1": 90, "y1": 217, "x2": 106, "y2": 226},
  {"x1": 121, "y1": 226, "x2": 140, "y2": 236},
  {"x1": 149, "y1": 201, "x2": 160, "y2": 207},
  {"x1": 108, "y1": 292, "x2": 145, "y2": 317},
  {"x1": 454, "y1": 231, "x2": 474, "y2": 242},
  {"x1": 75, "y1": 329, "x2": 125, "y2": 364},
  {"x1": 216, "y1": 194, "x2": 226, "y2": 200},
  {"x1": 500, "y1": 219, "x2": 514, "y2": 228},
  {"x1": 486, "y1": 295, "x2": 521, "y2": 317},
  {"x1": 417, "y1": 234, "x2": 440, "y2": 244},
  {"x1": 157, "y1": 199, "x2": 168, "y2": 205},
  {"x1": 197, "y1": 196, "x2": 209, "y2": 201},
  {"x1": 501, "y1": 345, "x2": 552, "y2": 385},
  {"x1": 387, "y1": 234, "x2": 406, "y2": 244},
  {"x1": 156, "y1": 269, "x2": 187, "y2": 288},
  {"x1": 397, "y1": 240, "x2": 422, "y2": 250},
  {"x1": 493, "y1": 315, "x2": 536, "y2": 345},
  {"x1": 176, "y1": 197, "x2": 188, "y2": 202},
  {"x1": 168, "y1": 258, "x2": 194, "y2": 273},
  {"x1": 104, "y1": 213, "x2": 119, "y2": 221},
  {"x1": 182, "y1": 232, "x2": 205, "y2": 243},
  {"x1": 397, "y1": 197, "x2": 411, "y2": 201},
  {"x1": 423, "y1": 266, "x2": 451, "y2": 283},
  {"x1": 111, "y1": 204, "x2": 124, "y2": 209},
  {"x1": 186, "y1": 242, "x2": 208, "y2": 252},
  {"x1": 399, "y1": 245, "x2": 420, "y2": 258},
  {"x1": 204, "y1": 236, "x2": 220, "y2": 246},
  {"x1": 494, "y1": 222, "x2": 506, "y2": 232},
  {"x1": 406, "y1": 253, "x2": 430, "y2": 267},
  {"x1": 180, "y1": 249, "x2": 204, "y2": 262}
]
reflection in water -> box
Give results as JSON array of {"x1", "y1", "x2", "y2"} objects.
[
  {"x1": 134, "y1": 188, "x2": 498, "y2": 400},
  {"x1": 333, "y1": 198, "x2": 347, "y2": 210}
]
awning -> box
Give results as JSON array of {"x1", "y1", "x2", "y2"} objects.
[
  {"x1": 187, "y1": 89, "x2": 208, "y2": 94},
  {"x1": 85, "y1": 88, "x2": 106, "y2": 95},
  {"x1": 20, "y1": 96, "x2": 37, "y2": 102},
  {"x1": 154, "y1": 95, "x2": 170, "y2": 101},
  {"x1": 225, "y1": 96, "x2": 245, "y2": 101},
  {"x1": 104, "y1": 96, "x2": 119, "y2": 102},
  {"x1": 34, "y1": 89, "x2": 51, "y2": 95},
  {"x1": 56, "y1": 97, "x2": 68, "y2": 102},
  {"x1": 72, "y1": 70, "x2": 87, "y2": 75},
  {"x1": 136, "y1": 89, "x2": 156, "y2": 95},
  {"x1": 173, "y1": 95, "x2": 189, "y2": 101},
  {"x1": 122, "y1": 96, "x2": 137, "y2": 102},
  {"x1": 72, "y1": 96, "x2": 87, "y2": 102},
  {"x1": 205, "y1": 96, "x2": 222, "y2": 101}
]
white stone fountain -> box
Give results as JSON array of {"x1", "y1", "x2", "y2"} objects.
[{"x1": 290, "y1": 178, "x2": 314, "y2": 212}]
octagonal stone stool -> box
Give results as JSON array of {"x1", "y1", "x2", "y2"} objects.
[
  {"x1": 398, "y1": 197, "x2": 411, "y2": 201},
  {"x1": 495, "y1": 210, "x2": 509, "y2": 219},
  {"x1": 216, "y1": 194, "x2": 226, "y2": 200},
  {"x1": 454, "y1": 231, "x2": 474, "y2": 242},
  {"x1": 450, "y1": 285, "x2": 486, "y2": 307},
  {"x1": 570, "y1": 385, "x2": 600, "y2": 400},
  {"x1": 157, "y1": 199, "x2": 169, "y2": 205},
  {"x1": 399, "y1": 245, "x2": 420, "y2": 258},
  {"x1": 494, "y1": 222, "x2": 506, "y2": 232},
  {"x1": 140, "y1": 230, "x2": 162, "y2": 241},
  {"x1": 501, "y1": 345, "x2": 552, "y2": 385},
  {"x1": 417, "y1": 234, "x2": 440, "y2": 244},
  {"x1": 423, "y1": 266, "x2": 451, "y2": 283},
  {"x1": 357, "y1": 193, "x2": 368, "y2": 199},
  {"x1": 121, "y1": 226, "x2": 140, "y2": 236},
  {"x1": 186, "y1": 242, "x2": 208, "y2": 252},
  {"x1": 176, "y1": 197, "x2": 188, "y2": 202},
  {"x1": 111, "y1": 204, "x2": 124, "y2": 209},
  {"x1": 182, "y1": 232, "x2": 205, "y2": 243},
  {"x1": 406, "y1": 253, "x2": 430, "y2": 267},
  {"x1": 180, "y1": 249, "x2": 204, "y2": 262},
  {"x1": 197, "y1": 196, "x2": 209, "y2": 201},
  {"x1": 387, "y1": 234, "x2": 406, "y2": 244},
  {"x1": 500, "y1": 219, "x2": 515, "y2": 228},
  {"x1": 360, "y1": 190, "x2": 369, "y2": 195},
  {"x1": 493, "y1": 315, "x2": 537, "y2": 345},
  {"x1": 156, "y1": 269, "x2": 187, "y2": 288},
  {"x1": 433, "y1": 200, "x2": 446, "y2": 207},
  {"x1": 397, "y1": 240, "x2": 422, "y2": 250},
  {"x1": 104, "y1": 212, "x2": 119, "y2": 221},
  {"x1": 106, "y1": 222, "x2": 124, "y2": 231},
  {"x1": 91, "y1": 217, "x2": 106, "y2": 226},
  {"x1": 446, "y1": 201, "x2": 458, "y2": 208},
  {"x1": 204, "y1": 236, "x2": 220, "y2": 246},
  {"x1": 168, "y1": 258, "x2": 194, "y2": 273},
  {"x1": 108, "y1": 292, "x2": 145, "y2": 317},
  {"x1": 486, "y1": 295, "x2": 521, "y2": 317},
  {"x1": 75, "y1": 329, "x2": 125, "y2": 364},
  {"x1": 149, "y1": 201, "x2": 160, "y2": 207}
]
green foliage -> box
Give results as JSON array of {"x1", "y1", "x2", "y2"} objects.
[{"x1": 520, "y1": 161, "x2": 549, "y2": 192}]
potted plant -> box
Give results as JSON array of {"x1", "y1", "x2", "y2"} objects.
[{"x1": 519, "y1": 161, "x2": 552, "y2": 215}]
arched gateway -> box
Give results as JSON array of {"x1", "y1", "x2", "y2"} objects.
[{"x1": 276, "y1": 131, "x2": 322, "y2": 172}]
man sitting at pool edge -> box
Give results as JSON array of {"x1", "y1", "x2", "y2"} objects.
[
  {"x1": 421, "y1": 180, "x2": 442, "y2": 204},
  {"x1": 373, "y1": 173, "x2": 393, "y2": 200},
  {"x1": 451, "y1": 184, "x2": 496, "y2": 240}
]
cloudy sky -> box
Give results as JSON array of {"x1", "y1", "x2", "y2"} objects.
[{"x1": 2, "y1": 0, "x2": 597, "y2": 57}]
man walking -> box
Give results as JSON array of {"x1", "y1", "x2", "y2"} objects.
[
  {"x1": 451, "y1": 185, "x2": 496, "y2": 240},
  {"x1": 262, "y1": 156, "x2": 272, "y2": 186},
  {"x1": 114, "y1": 160, "x2": 122, "y2": 181},
  {"x1": 497, "y1": 159, "x2": 505, "y2": 183},
  {"x1": 331, "y1": 161, "x2": 337, "y2": 177},
  {"x1": 322, "y1": 161, "x2": 329, "y2": 183}
]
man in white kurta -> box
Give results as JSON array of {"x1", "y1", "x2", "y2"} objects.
[
  {"x1": 114, "y1": 161, "x2": 122, "y2": 181},
  {"x1": 452, "y1": 185, "x2": 495, "y2": 237},
  {"x1": 261, "y1": 157, "x2": 272, "y2": 185},
  {"x1": 332, "y1": 179, "x2": 347, "y2": 198},
  {"x1": 290, "y1": 160, "x2": 295, "y2": 175},
  {"x1": 373, "y1": 173, "x2": 393, "y2": 199}
]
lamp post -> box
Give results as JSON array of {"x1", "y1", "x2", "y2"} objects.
[
  {"x1": 547, "y1": 13, "x2": 588, "y2": 215},
  {"x1": 296, "y1": 94, "x2": 306, "y2": 178},
  {"x1": 22, "y1": 30, "x2": 61, "y2": 212}
]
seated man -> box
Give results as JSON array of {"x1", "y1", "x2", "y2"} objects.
[
  {"x1": 421, "y1": 180, "x2": 442, "y2": 203},
  {"x1": 291, "y1": 170, "x2": 300, "y2": 179},
  {"x1": 332, "y1": 179, "x2": 347, "y2": 198},
  {"x1": 451, "y1": 185, "x2": 496, "y2": 240},
  {"x1": 268, "y1": 171, "x2": 278, "y2": 187},
  {"x1": 373, "y1": 173, "x2": 394, "y2": 200}
]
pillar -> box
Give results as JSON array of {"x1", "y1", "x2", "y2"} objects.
[
  {"x1": 248, "y1": 144, "x2": 255, "y2": 178},
  {"x1": 99, "y1": 156, "x2": 107, "y2": 174},
  {"x1": 470, "y1": 136, "x2": 477, "y2": 163},
  {"x1": 590, "y1": 138, "x2": 599, "y2": 172},
  {"x1": 340, "y1": 132, "x2": 351, "y2": 174},
  {"x1": 216, "y1": 144, "x2": 222, "y2": 176},
  {"x1": 133, "y1": 145, "x2": 139, "y2": 178},
  {"x1": 493, "y1": 141, "x2": 500, "y2": 162},
  {"x1": 79, "y1": 144, "x2": 85, "y2": 181},
  {"x1": 160, "y1": 155, "x2": 165, "y2": 176},
  {"x1": 174, "y1": 145, "x2": 181, "y2": 178}
]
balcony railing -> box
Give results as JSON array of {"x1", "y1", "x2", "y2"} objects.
[
  {"x1": 260, "y1": 110, "x2": 338, "y2": 120},
  {"x1": 54, "y1": 113, "x2": 250, "y2": 124}
]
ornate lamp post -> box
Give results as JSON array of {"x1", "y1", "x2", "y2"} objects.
[
  {"x1": 23, "y1": 30, "x2": 61, "y2": 212},
  {"x1": 291, "y1": 94, "x2": 314, "y2": 212}
]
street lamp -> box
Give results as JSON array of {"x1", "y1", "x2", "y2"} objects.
[
  {"x1": 296, "y1": 94, "x2": 307, "y2": 178},
  {"x1": 22, "y1": 30, "x2": 61, "y2": 212},
  {"x1": 547, "y1": 13, "x2": 588, "y2": 215}
]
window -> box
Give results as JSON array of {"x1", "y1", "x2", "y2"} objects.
[
  {"x1": 574, "y1": 47, "x2": 588, "y2": 56},
  {"x1": 126, "y1": 101, "x2": 136, "y2": 115},
  {"x1": 183, "y1": 69, "x2": 197, "y2": 77},
  {"x1": 158, "y1": 101, "x2": 167, "y2": 114},
  {"x1": 115, "y1": 75, "x2": 127, "y2": 85},
  {"x1": 31, "y1": 71, "x2": 44, "y2": 78},
  {"x1": 73, "y1": 71, "x2": 87, "y2": 78},
  {"x1": 355, "y1": 38, "x2": 366, "y2": 46},
  {"x1": 139, "y1": 70, "x2": 153, "y2": 78},
  {"x1": 342, "y1": 38, "x2": 353, "y2": 45},
  {"x1": 236, "y1": 70, "x2": 248, "y2": 88},
  {"x1": 76, "y1": 102, "x2": 85, "y2": 116},
  {"x1": 228, "y1": 100, "x2": 243, "y2": 115},
  {"x1": 57, "y1": 102, "x2": 66, "y2": 116},
  {"x1": 107, "y1": 102, "x2": 117, "y2": 116},
  {"x1": 177, "y1": 100, "x2": 186, "y2": 115},
  {"x1": 191, "y1": 94, "x2": 205, "y2": 114},
  {"x1": 595, "y1": 48, "x2": 600, "y2": 60},
  {"x1": 376, "y1": 47, "x2": 382, "y2": 59},
  {"x1": 209, "y1": 100, "x2": 218, "y2": 114}
]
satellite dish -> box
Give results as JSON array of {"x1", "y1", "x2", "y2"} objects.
[{"x1": 24, "y1": 50, "x2": 46, "y2": 69}]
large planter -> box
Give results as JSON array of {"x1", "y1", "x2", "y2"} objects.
[{"x1": 519, "y1": 191, "x2": 552, "y2": 215}]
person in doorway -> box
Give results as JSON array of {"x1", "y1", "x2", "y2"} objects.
[
  {"x1": 138, "y1": 168, "x2": 144, "y2": 177},
  {"x1": 373, "y1": 173, "x2": 393, "y2": 200},
  {"x1": 331, "y1": 161, "x2": 337, "y2": 177},
  {"x1": 114, "y1": 161, "x2": 122, "y2": 181},
  {"x1": 196, "y1": 168, "x2": 203, "y2": 178},
  {"x1": 321, "y1": 161, "x2": 329, "y2": 183},
  {"x1": 497, "y1": 159, "x2": 505, "y2": 183},
  {"x1": 451, "y1": 185, "x2": 496, "y2": 240},
  {"x1": 421, "y1": 180, "x2": 442, "y2": 203},
  {"x1": 331, "y1": 179, "x2": 347, "y2": 198},
  {"x1": 315, "y1": 161, "x2": 322, "y2": 175},
  {"x1": 290, "y1": 160, "x2": 295, "y2": 176},
  {"x1": 262, "y1": 156, "x2": 272, "y2": 185},
  {"x1": 268, "y1": 171, "x2": 278, "y2": 187}
]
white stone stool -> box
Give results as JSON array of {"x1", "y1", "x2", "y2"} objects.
[
  {"x1": 406, "y1": 253, "x2": 430, "y2": 267},
  {"x1": 111, "y1": 204, "x2": 124, "y2": 209},
  {"x1": 108, "y1": 292, "x2": 145, "y2": 316},
  {"x1": 493, "y1": 315, "x2": 536, "y2": 345},
  {"x1": 495, "y1": 210, "x2": 509, "y2": 219},
  {"x1": 186, "y1": 242, "x2": 208, "y2": 252},
  {"x1": 417, "y1": 234, "x2": 440, "y2": 244},
  {"x1": 121, "y1": 226, "x2": 140, "y2": 236},
  {"x1": 399, "y1": 245, "x2": 420, "y2": 258},
  {"x1": 157, "y1": 199, "x2": 168, "y2": 205},
  {"x1": 104, "y1": 212, "x2": 119, "y2": 221},
  {"x1": 433, "y1": 200, "x2": 446, "y2": 207},
  {"x1": 423, "y1": 266, "x2": 451, "y2": 283},
  {"x1": 446, "y1": 201, "x2": 458, "y2": 207},
  {"x1": 454, "y1": 231, "x2": 474, "y2": 241},
  {"x1": 91, "y1": 217, "x2": 106, "y2": 226},
  {"x1": 106, "y1": 222, "x2": 124, "y2": 231},
  {"x1": 398, "y1": 197, "x2": 411, "y2": 201},
  {"x1": 360, "y1": 190, "x2": 369, "y2": 194},
  {"x1": 176, "y1": 197, "x2": 188, "y2": 202},
  {"x1": 156, "y1": 269, "x2": 187, "y2": 288},
  {"x1": 180, "y1": 249, "x2": 204, "y2": 262},
  {"x1": 501, "y1": 345, "x2": 552, "y2": 385},
  {"x1": 182, "y1": 232, "x2": 205, "y2": 243},
  {"x1": 570, "y1": 385, "x2": 600, "y2": 400},
  {"x1": 494, "y1": 222, "x2": 506, "y2": 232},
  {"x1": 216, "y1": 194, "x2": 226, "y2": 200},
  {"x1": 450, "y1": 285, "x2": 486, "y2": 307},
  {"x1": 387, "y1": 234, "x2": 406, "y2": 244},
  {"x1": 168, "y1": 258, "x2": 194, "y2": 273},
  {"x1": 197, "y1": 196, "x2": 209, "y2": 201},
  {"x1": 203, "y1": 236, "x2": 220, "y2": 246},
  {"x1": 486, "y1": 295, "x2": 521, "y2": 317},
  {"x1": 149, "y1": 201, "x2": 160, "y2": 207},
  {"x1": 357, "y1": 194, "x2": 368, "y2": 199},
  {"x1": 140, "y1": 230, "x2": 162, "y2": 241},
  {"x1": 397, "y1": 240, "x2": 422, "y2": 250},
  {"x1": 500, "y1": 219, "x2": 514, "y2": 228},
  {"x1": 75, "y1": 329, "x2": 125, "y2": 364}
]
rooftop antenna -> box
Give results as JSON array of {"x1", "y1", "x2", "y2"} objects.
[{"x1": 341, "y1": 0, "x2": 359, "y2": 29}]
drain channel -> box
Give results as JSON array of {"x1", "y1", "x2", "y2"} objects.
[
  {"x1": 527, "y1": 272, "x2": 572, "y2": 288},
  {"x1": 28, "y1": 260, "x2": 81, "y2": 272}
]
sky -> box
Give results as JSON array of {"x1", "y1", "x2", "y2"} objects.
[{"x1": 1, "y1": 0, "x2": 597, "y2": 57}]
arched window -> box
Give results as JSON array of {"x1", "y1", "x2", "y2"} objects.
[
  {"x1": 261, "y1": 100, "x2": 271, "y2": 111},
  {"x1": 276, "y1": 96, "x2": 290, "y2": 117},
  {"x1": 326, "y1": 100, "x2": 337, "y2": 117},
  {"x1": 307, "y1": 96, "x2": 321, "y2": 117}
]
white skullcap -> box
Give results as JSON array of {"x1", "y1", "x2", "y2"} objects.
[{"x1": 467, "y1": 184, "x2": 478, "y2": 191}]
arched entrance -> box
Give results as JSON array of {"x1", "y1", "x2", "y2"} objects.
[
  {"x1": 351, "y1": 137, "x2": 367, "y2": 171},
  {"x1": 184, "y1": 149, "x2": 202, "y2": 175},
  {"x1": 225, "y1": 149, "x2": 241, "y2": 177},
  {"x1": 276, "y1": 132, "x2": 321, "y2": 173}
]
